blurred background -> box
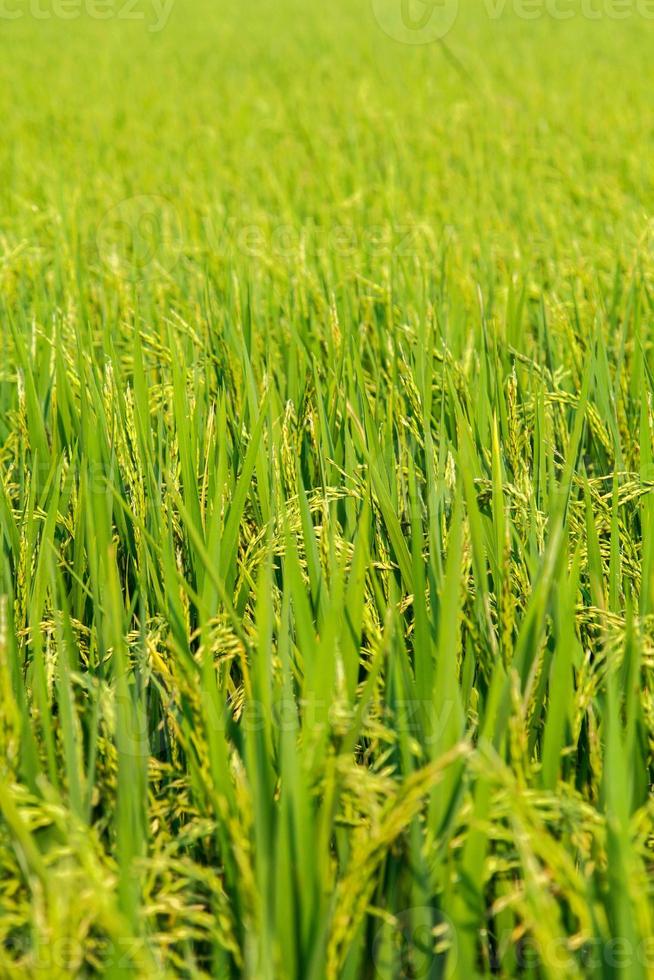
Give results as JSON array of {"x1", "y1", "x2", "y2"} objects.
[{"x1": 1, "y1": 0, "x2": 653, "y2": 323}]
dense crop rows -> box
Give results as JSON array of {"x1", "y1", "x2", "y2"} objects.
[{"x1": 2, "y1": 3, "x2": 654, "y2": 977}]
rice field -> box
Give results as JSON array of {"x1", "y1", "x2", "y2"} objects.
[{"x1": 2, "y1": 1, "x2": 654, "y2": 977}]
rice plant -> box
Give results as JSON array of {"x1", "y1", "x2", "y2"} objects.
[{"x1": 2, "y1": 2, "x2": 654, "y2": 977}]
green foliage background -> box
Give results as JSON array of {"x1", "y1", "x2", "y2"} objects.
[{"x1": 1, "y1": 2, "x2": 654, "y2": 976}]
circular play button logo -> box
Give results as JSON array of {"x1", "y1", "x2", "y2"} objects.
[{"x1": 371, "y1": 0, "x2": 459, "y2": 43}]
